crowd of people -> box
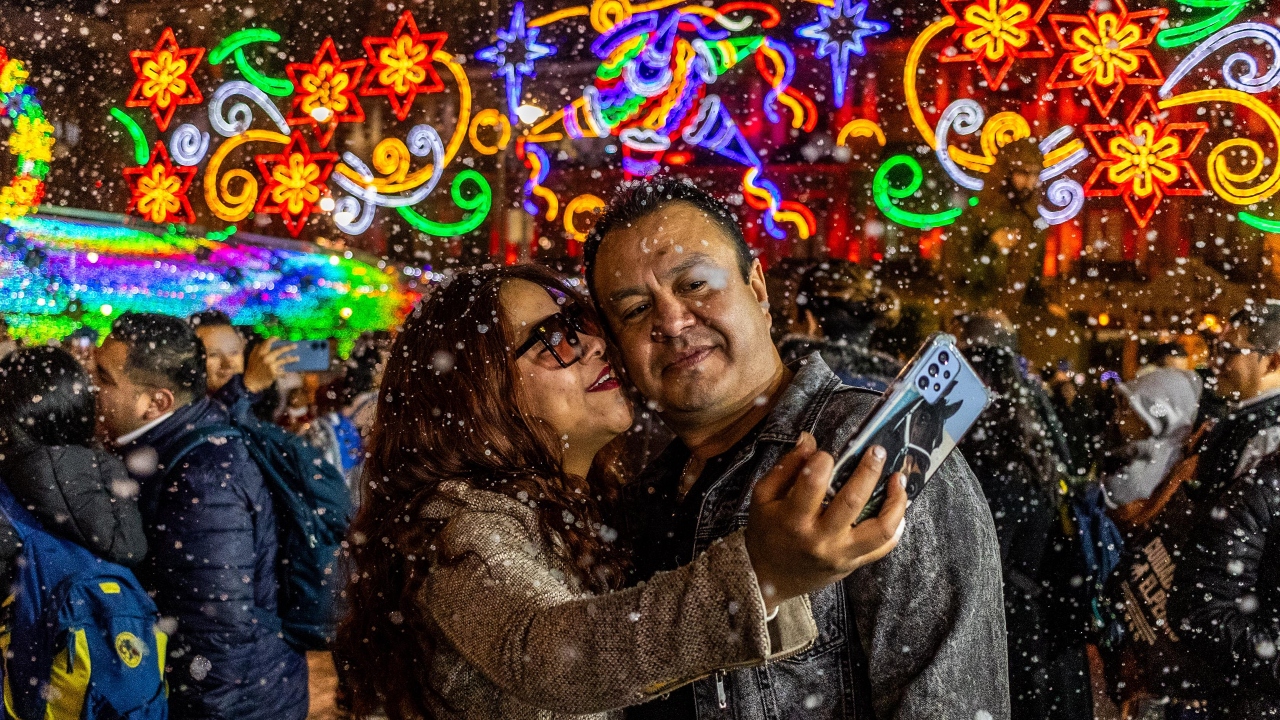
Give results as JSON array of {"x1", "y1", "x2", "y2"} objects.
[{"x1": 0, "y1": 178, "x2": 1275, "y2": 720}]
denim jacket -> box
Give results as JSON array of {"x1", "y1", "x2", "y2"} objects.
[{"x1": 622, "y1": 354, "x2": 1010, "y2": 720}]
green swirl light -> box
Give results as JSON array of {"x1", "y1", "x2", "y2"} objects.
[
  {"x1": 873, "y1": 155, "x2": 964, "y2": 230},
  {"x1": 1157, "y1": 0, "x2": 1250, "y2": 48},
  {"x1": 397, "y1": 170, "x2": 493, "y2": 236}
]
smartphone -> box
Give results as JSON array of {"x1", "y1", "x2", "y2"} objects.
[
  {"x1": 829, "y1": 333, "x2": 991, "y2": 524},
  {"x1": 277, "y1": 339, "x2": 331, "y2": 373}
]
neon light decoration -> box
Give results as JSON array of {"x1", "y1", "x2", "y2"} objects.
[
  {"x1": 1241, "y1": 212, "x2": 1280, "y2": 233},
  {"x1": 209, "y1": 29, "x2": 293, "y2": 97},
  {"x1": 397, "y1": 170, "x2": 492, "y2": 237},
  {"x1": 123, "y1": 141, "x2": 197, "y2": 225},
  {"x1": 1158, "y1": 88, "x2": 1280, "y2": 206},
  {"x1": 794, "y1": 0, "x2": 888, "y2": 107},
  {"x1": 1083, "y1": 94, "x2": 1207, "y2": 228},
  {"x1": 126, "y1": 28, "x2": 204, "y2": 133},
  {"x1": 1046, "y1": 0, "x2": 1166, "y2": 117},
  {"x1": 939, "y1": 0, "x2": 1053, "y2": 90},
  {"x1": 477, "y1": 3, "x2": 556, "y2": 122},
  {"x1": 253, "y1": 131, "x2": 339, "y2": 237},
  {"x1": 873, "y1": 155, "x2": 965, "y2": 230},
  {"x1": 0, "y1": 214, "x2": 416, "y2": 347},
  {"x1": 1157, "y1": 0, "x2": 1250, "y2": 49},
  {"x1": 564, "y1": 193, "x2": 606, "y2": 241},
  {"x1": 1160, "y1": 22, "x2": 1280, "y2": 97},
  {"x1": 361, "y1": 12, "x2": 449, "y2": 122},
  {"x1": 0, "y1": 47, "x2": 53, "y2": 221},
  {"x1": 285, "y1": 38, "x2": 366, "y2": 148}
]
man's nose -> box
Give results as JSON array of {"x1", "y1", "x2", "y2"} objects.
[{"x1": 651, "y1": 295, "x2": 696, "y2": 341}]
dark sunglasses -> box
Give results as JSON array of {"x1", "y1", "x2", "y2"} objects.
[
  {"x1": 1213, "y1": 340, "x2": 1257, "y2": 360},
  {"x1": 515, "y1": 304, "x2": 603, "y2": 368}
]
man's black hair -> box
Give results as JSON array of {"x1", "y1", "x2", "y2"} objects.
[
  {"x1": 582, "y1": 177, "x2": 753, "y2": 303},
  {"x1": 111, "y1": 312, "x2": 208, "y2": 403},
  {"x1": 0, "y1": 346, "x2": 96, "y2": 451},
  {"x1": 188, "y1": 309, "x2": 233, "y2": 329},
  {"x1": 1230, "y1": 301, "x2": 1280, "y2": 355}
]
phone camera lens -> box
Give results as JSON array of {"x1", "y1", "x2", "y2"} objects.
[
  {"x1": 918, "y1": 377, "x2": 929, "y2": 389},
  {"x1": 933, "y1": 383, "x2": 942, "y2": 392},
  {"x1": 939, "y1": 351, "x2": 950, "y2": 364},
  {"x1": 944, "y1": 370, "x2": 952, "y2": 379},
  {"x1": 928, "y1": 364, "x2": 939, "y2": 377}
]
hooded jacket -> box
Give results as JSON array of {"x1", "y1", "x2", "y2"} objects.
[
  {"x1": 1104, "y1": 369, "x2": 1202, "y2": 506},
  {"x1": 0, "y1": 444, "x2": 147, "y2": 582}
]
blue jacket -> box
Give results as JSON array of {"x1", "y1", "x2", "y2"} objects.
[
  {"x1": 123, "y1": 398, "x2": 308, "y2": 720},
  {"x1": 622, "y1": 354, "x2": 1010, "y2": 720}
]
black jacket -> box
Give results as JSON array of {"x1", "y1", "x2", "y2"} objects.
[
  {"x1": 0, "y1": 444, "x2": 147, "y2": 582},
  {"x1": 1172, "y1": 459, "x2": 1280, "y2": 718},
  {"x1": 1194, "y1": 392, "x2": 1280, "y2": 502},
  {"x1": 125, "y1": 398, "x2": 307, "y2": 720}
]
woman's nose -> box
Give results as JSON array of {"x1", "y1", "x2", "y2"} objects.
[{"x1": 580, "y1": 332, "x2": 607, "y2": 362}]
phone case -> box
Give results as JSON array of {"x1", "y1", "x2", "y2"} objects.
[
  {"x1": 279, "y1": 340, "x2": 331, "y2": 373},
  {"x1": 828, "y1": 333, "x2": 991, "y2": 524}
]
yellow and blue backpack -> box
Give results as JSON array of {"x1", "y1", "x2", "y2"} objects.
[{"x1": 0, "y1": 481, "x2": 167, "y2": 720}]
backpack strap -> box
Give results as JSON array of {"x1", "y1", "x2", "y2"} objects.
[{"x1": 156, "y1": 424, "x2": 243, "y2": 481}]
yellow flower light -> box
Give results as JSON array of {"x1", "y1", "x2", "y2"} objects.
[
  {"x1": 271, "y1": 153, "x2": 323, "y2": 215},
  {"x1": 300, "y1": 64, "x2": 351, "y2": 116},
  {"x1": 0, "y1": 60, "x2": 29, "y2": 94},
  {"x1": 9, "y1": 115, "x2": 55, "y2": 164},
  {"x1": 1070, "y1": 13, "x2": 1141, "y2": 86},
  {"x1": 140, "y1": 50, "x2": 191, "y2": 109},
  {"x1": 963, "y1": 0, "x2": 1032, "y2": 61},
  {"x1": 1107, "y1": 121, "x2": 1182, "y2": 198},
  {"x1": 135, "y1": 164, "x2": 183, "y2": 224},
  {"x1": 378, "y1": 35, "x2": 430, "y2": 95}
]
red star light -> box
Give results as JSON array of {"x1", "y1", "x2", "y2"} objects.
[
  {"x1": 360, "y1": 12, "x2": 448, "y2": 121},
  {"x1": 126, "y1": 28, "x2": 205, "y2": 132},
  {"x1": 939, "y1": 0, "x2": 1055, "y2": 90},
  {"x1": 123, "y1": 141, "x2": 197, "y2": 225},
  {"x1": 254, "y1": 131, "x2": 339, "y2": 237},
  {"x1": 1083, "y1": 94, "x2": 1207, "y2": 228},
  {"x1": 285, "y1": 37, "x2": 367, "y2": 148},
  {"x1": 1047, "y1": 0, "x2": 1166, "y2": 118}
]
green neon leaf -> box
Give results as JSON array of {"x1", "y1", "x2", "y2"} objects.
[
  {"x1": 109, "y1": 107, "x2": 150, "y2": 165},
  {"x1": 234, "y1": 49, "x2": 294, "y2": 96},
  {"x1": 397, "y1": 170, "x2": 493, "y2": 237},
  {"x1": 210, "y1": 28, "x2": 282, "y2": 63},
  {"x1": 1241, "y1": 211, "x2": 1280, "y2": 233},
  {"x1": 1156, "y1": 0, "x2": 1249, "y2": 48},
  {"x1": 210, "y1": 29, "x2": 293, "y2": 97},
  {"x1": 873, "y1": 155, "x2": 964, "y2": 230}
]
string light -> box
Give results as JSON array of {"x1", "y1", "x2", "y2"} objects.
[
  {"x1": 1, "y1": 215, "x2": 414, "y2": 346},
  {"x1": 477, "y1": 3, "x2": 555, "y2": 122},
  {"x1": 1045, "y1": 0, "x2": 1166, "y2": 118},
  {"x1": 125, "y1": 28, "x2": 205, "y2": 133},
  {"x1": 360, "y1": 12, "x2": 448, "y2": 121},
  {"x1": 795, "y1": 0, "x2": 887, "y2": 107},
  {"x1": 0, "y1": 49, "x2": 53, "y2": 221}
]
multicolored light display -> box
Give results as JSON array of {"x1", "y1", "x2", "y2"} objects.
[{"x1": 0, "y1": 213, "x2": 417, "y2": 346}]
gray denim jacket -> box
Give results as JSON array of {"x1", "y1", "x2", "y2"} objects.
[{"x1": 622, "y1": 354, "x2": 1010, "y2": 720}]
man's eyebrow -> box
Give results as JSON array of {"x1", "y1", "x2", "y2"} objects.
[{"x1": 606, "y1": 252, "x2": 716, "y2": 305}]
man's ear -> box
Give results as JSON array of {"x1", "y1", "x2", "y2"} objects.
[
  {"x1": 748, "y1": 259, "x2": 769, "y2": 311},
  {"x1": 142, "y1": 388, "x2": 176, "y2": 421}
]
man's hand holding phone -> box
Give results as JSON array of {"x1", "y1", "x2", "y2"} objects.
[
  {"x1": 244, "y1": 341, "x2": 298, "y2": 393},
  {"x1": 745, "y1": 432, "x2": 908, "y2": 614}
]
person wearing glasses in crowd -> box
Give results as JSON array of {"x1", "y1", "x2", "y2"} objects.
[
  {"x1": 334, "y1": 264, "x2": 909, "y2": 720},
  {"x1": 1193, "y1": 301, "x2": 1280, "y2": 502}
]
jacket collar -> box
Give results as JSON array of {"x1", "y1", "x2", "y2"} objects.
[{"x1": 754, "y1": 352, "x2": 844, "y2": 444}]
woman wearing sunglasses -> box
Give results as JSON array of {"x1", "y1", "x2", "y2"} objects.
[{"x1": 335, "y1": 265, "x2": 906, "y2": 720}]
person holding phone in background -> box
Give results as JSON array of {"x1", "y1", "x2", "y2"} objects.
[
  {"x1": 584, "y1": 179, "x2": 1008, "y2": 720},
  {"x1": 189, "y1": 310, "x2": 298, "y2": 409}
]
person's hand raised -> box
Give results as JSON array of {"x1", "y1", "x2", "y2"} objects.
[
  {"x1": 744, "y1": 432, "x2": 908, "y2": 613},
  {"x1": 244, "y1": 341, "x2": 298, "y2": 393}
]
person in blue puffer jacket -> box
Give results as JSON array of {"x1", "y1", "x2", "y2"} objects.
[{"x1": 96, "y1": 312, "x2": 308, "y2": 720}]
